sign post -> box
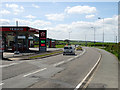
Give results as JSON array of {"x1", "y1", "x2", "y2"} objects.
[{"x1": 39, "y1": 30, "x2": 47, "y2": 52}]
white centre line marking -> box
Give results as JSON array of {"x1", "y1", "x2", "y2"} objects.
[
  {"x1": 23, "y1": 68, "x2": 47, "y2": 77},
  {"x1": 53, "y1": 49, "x2": 86, "y2": 67},
  {"x1": 66, "y1": 58, "x2": 73, "y2": 62},
  {"x1": 53, "y1": 61, "x2": 65, "y2": 67},
  {"x1": 0, "y1": 63, "x2": 18, "y2": 68},
  {"x1": 0, "y1": 83, "x2": 4, "y2": 86}
]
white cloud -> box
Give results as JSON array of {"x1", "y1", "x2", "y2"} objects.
[
  {"x1": 0, "y1": 19, "x2": 10, "y2": 25},
  {"x1": 85, "y1": 14, "x2": 95, "y2": 19},
  {"x1": 44, "y1": 15, "x2": 118, "y2": 42},
  {"x1": 45, "y1": 13, "x2": 65, "y2": 21},
  {"x1": 32, "y1": 4, "x2": 39, "y2": 8},
  {"x1": 6, "y1": 4, "x2": 18, "y2": 8},
  {"x1": 0, "y1": 9, "x2": 10, "y2": 15},
  {"x1": 103, "y1": 15, "x2": 118, "y2": 25},
  {"x1": 5, "y1": 4, "x2": 24, "y2": 15},
  {"x1": 25, "y1": 15, "x2": 36, "y2": 19},
  {"x1": 65, "y1": 6, "x2": 97, "y2": 14},
  {"x1": 1, "y1": 14, "x2": 117, "y2": 42},
  {"x1": 13, "y1": 18, "x2": 51, "y2": 28},
  {"x1": 45, "y1": 5, "x2": 97, "y2": 21}
]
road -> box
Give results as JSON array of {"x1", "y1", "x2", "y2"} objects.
[
  {"x1": 1, "y1": 47, "x2": 118, "y2": 89},
  {"x1": 3, "y1": 48, "x2": 62, "y2": 58},
  {"x1": 87, "y1": 48, "x2": 118, "y2": 88}
]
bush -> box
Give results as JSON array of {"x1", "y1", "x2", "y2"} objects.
[{"x1": 104, "y1": 43, "x2": 119, "y2": 60}]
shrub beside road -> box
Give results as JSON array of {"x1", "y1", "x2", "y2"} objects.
[
  {"x1": 104, "y1": 43, "x2": 119, "y2": 58},
  {"x1": 86, "y1": 42, "x2": 120, "y2": 61}
]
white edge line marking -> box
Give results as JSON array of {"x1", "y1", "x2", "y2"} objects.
[
  {"x1": 0, "y1": 83, "x2": 4, "y2": 85},
  {"x1": 74, "y1": 53, "x2": 101, "y2": 90},
  {"x1": 53, "y1": 49, "x2": 86, "y2": 67},
  {"x1": 23, "y1": 68, "x2": 47, "y2": 77}
]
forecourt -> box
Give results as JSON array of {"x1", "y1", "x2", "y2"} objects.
[{"x1": 1, "y1": 47, "x2": 118, "y2": 89}]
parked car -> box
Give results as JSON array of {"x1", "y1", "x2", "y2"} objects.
[{"x1": 63, "y1": 46, "x2": 75, "y2": 55}]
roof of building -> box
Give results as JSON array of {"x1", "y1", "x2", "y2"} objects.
[{"x1": 0, "y1": 26, "x2": 40, "y2": 34}]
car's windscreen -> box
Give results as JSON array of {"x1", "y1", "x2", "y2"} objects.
[
  {"x1": 64, "y1": 47, "x2": 69, "y2": 49},
  {"x1": 64, "y1": 47, "x2": 72, "y2": 49}
]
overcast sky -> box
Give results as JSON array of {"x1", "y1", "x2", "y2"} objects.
[{"x1": 0, "y1": 2, "x2": 118, "y2": 42}]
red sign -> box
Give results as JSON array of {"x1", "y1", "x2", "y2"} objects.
[
  {"x1": 41, "y1": 44, "x2": 45, "y2": 46},
  {"x1": 40, "y1": 38, "x2": 46, "y2": 39},
  {"x1": 0, "y1": 27, "x2": 27, "y2": 31},
  {"x1": 28, "y1": 28, "x2": 39, "y2": 34},
  {"x1": 39, "y1": 30, "x2": 47, "y2": 51}
]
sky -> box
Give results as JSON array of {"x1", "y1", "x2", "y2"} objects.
[{"x1": 0, "y1": 2, "x2": 118, "y2": 42}]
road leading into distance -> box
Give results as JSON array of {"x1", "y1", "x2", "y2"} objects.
[{"x1": 1, "y1": 47, "x2": 106, "y2": 89}]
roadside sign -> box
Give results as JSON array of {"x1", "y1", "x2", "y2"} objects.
[{"x1": 39, "y1": 30, "x2": 47, "y2": 52}]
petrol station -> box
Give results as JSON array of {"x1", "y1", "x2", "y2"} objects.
[{"x1": 0, "y1": 26, "x2": 47, "y2": 53}]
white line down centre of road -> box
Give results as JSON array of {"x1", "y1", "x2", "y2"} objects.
[
  {"x1": 53, "y1": 61, "x2": 65, "y2": 67},
  {"x1": 23, "y1": 68, "x2": 47, "y2": 77},
  {"x1": 0, "y1": 83, "x2": 4, "y2": 86},
  {"x1": 53, "y1": 49, "x2": 86, "y2": 67},
  {"x1": 0, "y1": 63, "x2": 19, "y2": 68}
]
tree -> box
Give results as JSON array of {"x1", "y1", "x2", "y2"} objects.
[{"x1": 64, "y1": 39, "x2": 70, "y2": 45}]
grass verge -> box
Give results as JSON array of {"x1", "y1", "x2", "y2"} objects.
[
  {"x1": 29, "y1": 51, "x2": 63, "y2": 59},
  {"x1": 99, "y1": 46, "x2": 120, "y2": 61},
  {"x1": 55, "y1": 45, "x2": 65, "y2": 48}
]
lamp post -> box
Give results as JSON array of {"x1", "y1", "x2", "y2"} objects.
[
  {"x1": 98, "y1": 17, "x2": 104, "y2": 47},
  {"x1": 91, "y1": 27, "x2": 96, "y2": 47}
]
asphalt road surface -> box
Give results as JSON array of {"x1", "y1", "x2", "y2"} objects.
[{"x1": 1, "y1": 47, "x2": 117, "y2": 89}]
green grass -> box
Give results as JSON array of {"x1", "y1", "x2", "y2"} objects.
[
  {"x1": 56, "y1": 45, "x2": 65, "y2": 48},
  {"x1": 34, "y1": 45, "x2": 39, "y2": 48},
  {"x1": 98, "y1": 43, "x2": 120, "y2": 61},
  {"x1": 29, "y1": 51, "x2": 63, "y2": 59}
]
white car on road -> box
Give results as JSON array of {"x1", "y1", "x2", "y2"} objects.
[{"x1": 63, "y1": 46, "x2": 75, "y2": 55}]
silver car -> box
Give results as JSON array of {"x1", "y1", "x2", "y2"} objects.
[{"x1": 63, "y1": 46, "x2": 75, "y2": 55}]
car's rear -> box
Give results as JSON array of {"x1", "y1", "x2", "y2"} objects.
[{"x1": 63, "y1": 46, "x2": 75, "y2": 55}]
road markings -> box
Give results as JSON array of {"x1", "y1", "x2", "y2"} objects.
[
  {"x1": 53, "y1": 49, "x2": 86, "y2": 67},
  {"x1": 0, "y1": 83, "x2": 4, "y2": 85},
  {"x1": 66, "y1": 58, "x2": 73, "y2": 62},
  {"x1": 74, "y1": 53, "x2": 102, "y2": 90},
  {"x1": 53, "y1": 61, "x2": 65, "y2": 67},
  {"x1": 23, "y1": 68, "x2": 47, "y2": 77},
  {"x1": 0, "y1": 63, "x2": 18, "y2": 68}
]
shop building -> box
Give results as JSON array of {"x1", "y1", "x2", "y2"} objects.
[{"x1": 0, "y1": 26, "x2": 47, "y2": 53}]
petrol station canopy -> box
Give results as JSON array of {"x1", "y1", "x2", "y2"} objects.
[{"x1": 0, "y1": 26, "x2": 39, "y2": 34}]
